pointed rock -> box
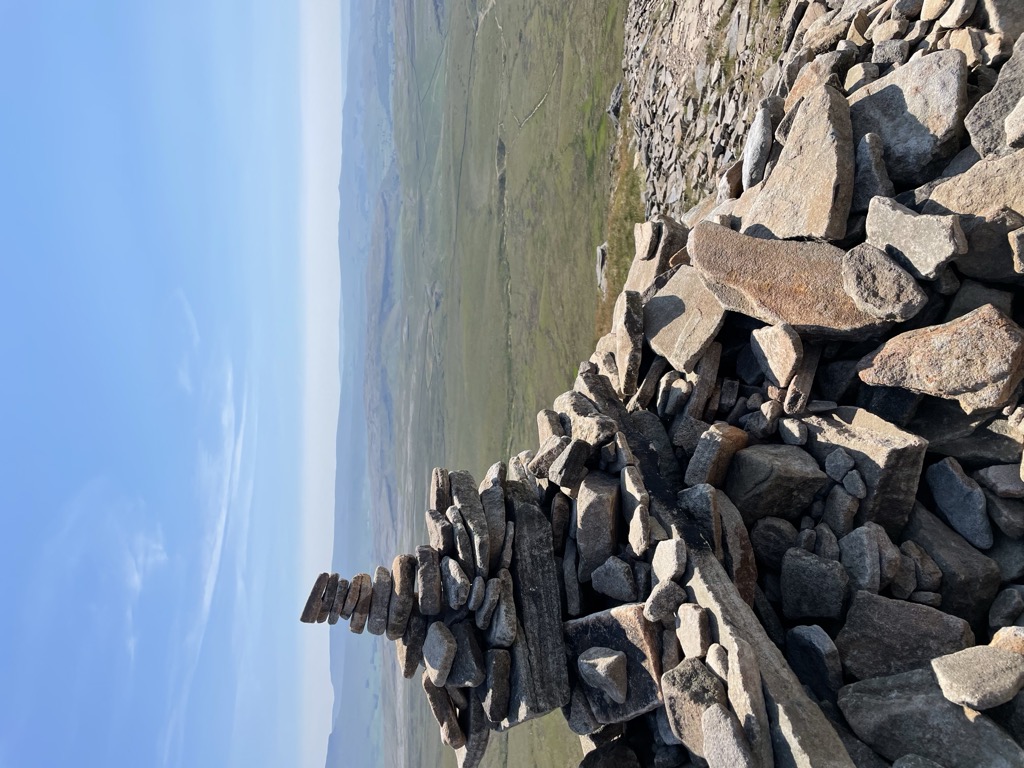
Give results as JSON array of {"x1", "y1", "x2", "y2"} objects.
[
  {"x1": 842, "y1": 243, "x2": 927, "y2": 321},
  {"x1": 642, "y1": 265, "x2": 726, "y2": 373},
  {"x1": 578, "y1": 647, "x2": 629, "y2": 704}
]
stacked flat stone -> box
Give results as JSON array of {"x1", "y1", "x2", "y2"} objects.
[{"x1": 301, "y1": 1, "x2": 1024, "y2": 765}]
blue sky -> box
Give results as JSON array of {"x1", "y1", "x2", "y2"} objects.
[{"x1": 0, "y1": 2, "x2": 342, "y2": 766}]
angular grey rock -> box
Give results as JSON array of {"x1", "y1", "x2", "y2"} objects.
[
  {"x1": 868, "y1": 194, "x2": 966, "y2": 280},
  {"x1": 840, "y1": 527, "x2": 881, "y2": 594},
  {"x1": 479, "y1": 462, "x2": 507, "y2": 572},
  {"x1": 455, "y1": 697, "x2": 490, "y2": 768},
  {"x1": 328, "y1": 576, "x2": 350, "y2": 625},
  {"x1": 661, "y1": 658, "x2": 728, "y2": 758},
  {"x1": 620, "y1": 464, "x2": 650, "y2": 556},
  {"x1": 449, "y1": 469, "x2": 490, "y2": 578},
  {"x1": 701, "y1": 703, "x2": 757, "y2": 768},
  {"x1": 479, "y1": 648, "x2": 511, "y2": 724},
  {"x1": 553, "y1": 390, "x2": 617, "y2": 448},
  {"x1": 741, "y1": 102, "x2": 774, "y2": 190},
  {"x1": 872, "y1": 39, "x2": 910, "y2": 65},
  {"x1": 634, "y1": 220, "x2": 659, "y2": 262},
  {"x1": 416, "y1": 546, "x2": 443, "y2": 617},
  {"x1": 300, "y1": 572, "x2": 328, "y2": 623},
  {"x1": 725, "y1": 635, "x2": 774, "y2": 768},
  {"x1": 990, "y1": 526, "x2": 1024, "y2": 580},
  {"x1": 783, "y1": 343, "x2": 822, "y2": 416},
  {"x1": 943, "y1": 278, "x2": 1014, "y2": 322},
  {"x1": 528, "y1": 435, "x2": 568, "y2": 479},
  {"x1": 498, "y1": 520, "x2": 514, "y2": 571},
  {"x1": 815, "y1": 522, "x2": 842, "y2": 561},
  {"x1": 750, "y1": 323, "x2": 803, "y2": 388},
  {"x1": 429, "y1": 467, "x2": 451, "y2": 515},
  {"x1": 675, "y1": 603, "x2": 710, "y2": 659},
  {"x1": 349, "y1": 573, "x2": 373, "y2": 634},
  {"x1": 926, "y1": 457, "x2": 993, "y2": 549},
  {"x1": 424, "y1": 621, "x2": 458, "y2": 687},
  {"x1": 591, "y1": 556, "x2": 638, "y2": 602},
  {"x1": 651, "y1": 538, "x2": 688, "y2": 586},
  {"x1": 446, "y1": 505, "x2": 474, "y2": 576},
  {"x1": 836, "y1": 591, "x2": 974, "y2": 680},
  {"x1": 578, "y1": 647, "x2": 629, "y2": 705},
  {"x1": 781, "y1": 547, "x2": 850, "y2": 619},
  {"x1": 825, "y1": 447, "x2": 857, "y2": 481},
  {"x1": 780, "y1": 417, "x2": 808, "y2": 445},
  {"x1": 724, "y1": 444, "x2": 828, "y2": 525},
  {"x1": 985, "y1": 488, "x2": 1024, "y2": 537},
  {"x1": 643, "y1": 265, "x2": 726, "y2": 374},
  {"x1": 839, "y1": 668, "x2": 1024, "y2": 766},
  {"x1": 613, "y1": 290, "x2": 644, "y2": 397},
  {"x1": 576, "y1": 471, "x2": 621, "y2": 582},
  {"x1": 990, "y1": 586, "x2": 1024, "y2": 627},
  {"x1": 804, "y1": 407, "x2": 929, "y2": 536},
  {"x1": 644, "y1": 580, "x2": 687, "y2": 623},
  {"x1": 316, "y1": 573, "x2": 340, "y2": 624},
  {"x1": 475, "y1": 575, "x2": 501, "y2": 631},
  {"x1": 851, "y1": 133, "x2": 895, "y2": 214},
  {"x1": 466, "y1": 574, "x2": 486, "y2": 612},
  {"x1": 548, "y1": 438, "x2": 590, "y2": 489},
  {"x1": 563, "y1": 604, "x2": 662, "y2": 724},
  {"x1": 425, "y1": 507, "x2": 455, "y2": 557},
  {"x1": 842, "y1": 243, "x2": 927, "y2": 322},
  {"x1": 550, "y1": 491, "x2": 572, "y2": 554},
  {"x1": 684, "y1": 423, "x2": 748, "y2": 487},
  {"x1": 447, "y1": 619, "x2": 486, "y2": 688},
  {"x1": 786, "y1": 624, "x2": 843, "y2": 703},
  {"x1": 1008, "y1": 96, "x2": 1024, "y2": 148},
  {"x1": 860, "y1": 305, "x2": 1024, "y2": 414},
  {"x1": 537, "y1": 408, "x2": 564, "y2": 444},
  {"x1": 967, "y1": 32, "x2": 1024, "y2": 157},
  {"x1": 976, "y1": 463, "x2": 1024, "y2": 497},
  {"x1": 690, "y1": 222, "x2": 888, "y2": 340},
  {"x1": 848, "y1": 50, "x2": 968, "y2": 186},
  {"x1": 563, "y1": 538, "x2": 581, "y2": 618},
  {"x1": 751, "y1": 517, "x2": 799, "y2": 570},
  {"x1": 396, "y1": 604, "x2": 426, "y2": 678},
  {"x1": 932, "y1": 645, "x2": 1024, "y2": 709},
  {"x1": 742, "y1": 85, "x2": 854, "y2": 240},
  {"x1": 485, "y1": 568, "x2": 517, "y2": 649},
  {"x1": 367, "y1": 565, "x2": 392, "y2": 636},
  {"x1": 422, "y1": 672, "x2": 466, "y2": 749},
  {"x1": 441, "y1": 557, "x2": 471, "y2": 610}
]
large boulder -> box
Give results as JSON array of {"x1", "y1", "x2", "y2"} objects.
[
  {"x1": 848, "y1": 49, "x2": 968, "y2": 186},
  {"x1": 689, "y1": 222, "x2": 889, "y2": 340},
  {"x1": 838, "y1": 668, "x2": 1024, "y2": 767},
  {"x1": 724, "y1": 444, "x2": 829, "y2": 525},
  {"x1": 643, "y1": 265, "x2": 726, "y2": 373},
  {"x1": 742, "y1": 85, "x2": 854, "y2": 240},
  {"x1": 966, "y1": 33, "x2": 1024, "y2": 157}
]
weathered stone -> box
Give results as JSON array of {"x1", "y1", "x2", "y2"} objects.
[
  {"x1": 993, "y1": 625, "x2": 1024, "y2": 654},
  {"x1": 848, "y1": 50, "x2": 968, "y2": 186},
  {"x1": 851, "y1": 132, "x2": 895, "y2": 214},
  {"x1": 871, "y1": 193, "x2": 965, "y2": 278},
  {"x1": 328, "y1": 576, "x2": 350, "y2": 625},
  {"x1": 675, "y1": 603, "x2": 710, "y2": 659},
  {"x1": 479, "y1": 463, "x2": 507, "y2": 574},
  {"x1": 485, "y1": 568, "x2": 516, "y2": 649},
  {"x1": 613, "y1": 290, "x2": 644, "y2": 397},
  {"x1": 825, "y1": 447, "x2": 857, "y2": 481},
  {"x1": 990, "y1": 587, "x2": 1024, "y2": 627},
  {"x1": 348, "y1": 573, "x2": 372, "y2": 634},
  {"x1": 425, "y1": 508, "x2": 454, "y2": 557},
  {"x1": 840, "y1": 527, "x2": 881, "y2": 594},
  {"x1": 447, "y1": 619, "x2": 486, "y2": 688},
  {"x1": 446, "y1": 505, "x2": 474, "y2": 576},
  {"x1": 922, "y1": 149, "x2": 1024, "y2": 283},
  {"x1": 1008, "y1": 96, "x2": 1024, "y2": 148},
  {"x1": 742, "y1": 85, "x2": 853, "y2": 240},
  {"x1": 498, "y1": 520, "x2": 514, "y2": 571},
  {"x1": 690, "y1": 222, "x2": 888, "y2": 339},
  {"x1": 742, "y1": 102, "x2": 774, "y2": 190},
  {"x1": 455, "y1": 696, "x2": 490, "y2": 768},
  {"x1": 780, "y1": 417, "x2": 808, "y2": 445},
  {"x1": 429, "y1": 467, "x2": 451, "y2": 514},
  {"x1": 644, "y1": 579, "x2": 687, "y2": 623},
  {"x1": 424, "y1": 621, "x2": 458, "y2": 687},
  {"x1": 872, "y1": 39, "x2": 910, "y2": 65},
  {"x1": 620, "y1": 464, "x2": 650, "y2": 557},
  {"x1": 932, "y1": 645, "x2": 1024, "y2": 709},
  {"x1": 839, "y1": 668, "x2": 1024, "y2": 766},
  {"x1": 944, "y1": 278, "x2": 1014, "y2": 322},
  {"x1": 537, "y1": 408, "x2": 564, "y2": 444},
  {"x1": 643, "y1": 265, "x2": 726, "y2": 374},
  {"x1": 416, "y1": 545, "x2": 443, "y2": 616},
  {"x1": 367, "y1": 565, "x2": 392, "y2": 636},
  {"x1": 563, "y1": 604, "x2": 662, "y2": 724},
  {"x1": 576, "y1": 472, "x2": 621, "y2": 582},
  {"x1": 422, "y1": 671, "x2": 466, "y2": 749},
  {"x1": 926, "y1": 457, "x2": 993, "y2": 549},
  {"x1": 548, "y1": 438, "x2": 590, "y2": 489},
  {"x1": 300, "y1": 572, "x2": 328, "y2": 623},
  {"x1": 985, "y1": 488, "x2": 1024, "y2": 537},
  {"x1": 751, "y1": 324, "x2": 803, "y2": 388},
  {"x1": 782, "y1": 547, "x2": 850, "y2": 619},
  {"x1": 861, "y1": 305, "x2": 1024, "y2": 414},
  {"x1": 652, "y1": 538, "x2": 688, "y2": 586},
  {"x1": 466, "y1": 574, "x2": 486, "y2": 612},
  {"x1": 842, "y1": 243, "x2": 926, "y2": 322},
  {"x1": 751, "y1": 517, "x2": 799, "y2": 570},
  {"x1": 804, "y1": 407, "x2": 928, "y2": 536},
  {"x1": 787, "y1": 625, "x2": 843, "y2": 703},
  {"x1": 990, "y1": 525, "x2": 1024, "y2": 580},
  {"x1": 578, "y1": 647, "x2": 629, "y2": 705},
  {"x1": 836, "y1": 591, "x2": 974, "y2": 680},
  {"x1": 530, "y1": 437, "x2": 569, "y2": 481},
  {"x1": 977, "y1": 463, "x2": 1024, "y2": 498},
  {"x1": 684, "y1": 343, "x2": 723, "y2": 419},
  {"x1": 701, "y1": 703, "x2": 757, "y2": 768},
  {"x1": 724, "y1": 444, "x2": 828, "y2": 525},
  {"x1": 554, "y1": 390, "x2": 617, "y2": 448},
  {"x1": 661, "y1": 658, "x2": 728, "y2": 757},
  {"x1": 449, "y1": 470, "x2": 490, "y2": 578},
  {"x1": 479, "y1": 648, "x2": 511, "y2": 724},
  {"x1": 967, "y1": 32, "x2": 1024, "y2": 157},
  {"x1": 684, "y1": 423, "x2": 749, "y2": 487},
  {"x1": 396, "y1": 604, "x2": 426, "y2": 678},
  {"x1": 441, "y1": 557, "x2": 472, "y2": 610},
  {"x1": 592, "y1": 556, "x2": 638, "y2": 602},
  {"x1": 315, "y1": 572, "x2": 340, "y2": 624}
]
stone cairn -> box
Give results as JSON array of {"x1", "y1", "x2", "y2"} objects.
[{"x1": 303, "y1": 1, "x2": 1024, "y2": 766}]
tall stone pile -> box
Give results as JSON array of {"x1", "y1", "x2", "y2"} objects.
[{"x1": 301, "y1": 0, "x2": 1024, "y2": 765}]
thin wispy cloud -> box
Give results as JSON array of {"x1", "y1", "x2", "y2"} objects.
[
  {"x1": 175, "y1": 290, "x2": 202, "y2": 396},
  {"x1": 159, "y1": 360, "x2": 259, "y2": 767}
]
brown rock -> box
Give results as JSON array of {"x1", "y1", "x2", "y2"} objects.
[
  {"x1": 689, "y1": 222, "x2": 889, "y2": 340},
  {"x1": 422, "y1": 672, "x2": 466, "y2": 749},
  {"x1": 349, "y1": 572, "x2": 373, "y2": 634},
  {"x1": 300, "y1": 572, "x2": 329, "y2": 623}
]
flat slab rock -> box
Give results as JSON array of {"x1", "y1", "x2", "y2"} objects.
[
  {"x1": 858, "y1": 304, "x2": 1024, "y2": 414},
  {"x1": 689, "y1": 221, "x2": 890, "y2": 340},
  {"x1": 839, "y1": 668, "x2": 1024, "y2": 767},
  {"x1": 931, "y1": 645, "x2": 1024, "y2": 709},
  {"x1": 643, "y1": 265, "x2": 726, "y2": 374}
]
